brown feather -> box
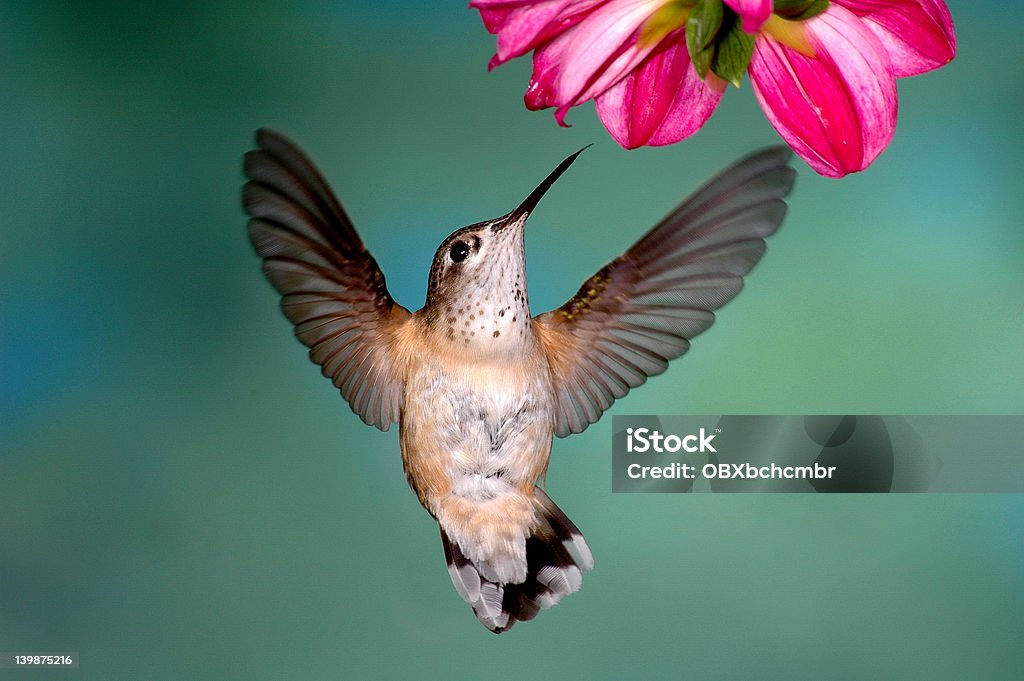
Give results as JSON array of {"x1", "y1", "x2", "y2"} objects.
[
  {"x1": 243, "y1": 129, "x2": 412, "y2": 431},
  {"x1": 534, "y1": 147, "x2": 796, "y2": 436}
]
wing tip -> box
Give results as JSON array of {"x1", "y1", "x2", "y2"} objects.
[
  {"x1": 251, "y1": 128, "x2": 312, "y2": 170},
  {"x1": 254, "y1": 127, "x2": 287, "y2": 150},
  {"x1": 723, "y1": 144, "x2": 797, "y2": 192},
  {"x1": 750, "y1": 144, "x2": 794, "y2": 165}
]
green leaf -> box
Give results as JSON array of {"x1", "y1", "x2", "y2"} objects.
[
  {"x1": 691, "y1": 41, "x2": 715, "y2": 79},
  {"x1": 686, "y1": 0, "x2": 723, "y2": 79},
  {"x1": 686, "y1": 0, "x2": 723, "y2": 51},
  {"x1": 773, "y1": 0, "x2": 830, "y2": 21},
  {"x1": 711, "y1": 11, "x2": 755, "y2": 87}
]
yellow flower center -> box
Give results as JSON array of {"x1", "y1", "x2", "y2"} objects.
[
  {"x1": 639, "y1": 0, "x2": 692, "y2": 48},
  {"x1": 761, "y1": 14, "x2": 816, "y2": 58}
]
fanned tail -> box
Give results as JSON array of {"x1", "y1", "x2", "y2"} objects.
[{"x1": 440, "y1": 488, "x2": 594, "y2": 634}]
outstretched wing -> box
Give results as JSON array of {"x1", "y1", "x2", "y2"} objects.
[
  {"x1": 534, "y1": 147, "x2": 796, "y2": 437},
  {"x1": 243, "y1": 128, "x2": 411, "y2": 431}
]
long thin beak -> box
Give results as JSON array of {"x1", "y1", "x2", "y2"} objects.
[{"x1": 504, "y1": 145, "x2": 590, "y2": 226}]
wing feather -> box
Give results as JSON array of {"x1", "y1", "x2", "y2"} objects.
[
  {"x1": 243, "y1": 129, "x2": 410, "y2": 431},
  {"x1": 535, "y1": 147, "x2": 795, "y2": 437}
]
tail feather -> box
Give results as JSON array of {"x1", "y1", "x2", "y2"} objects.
[
  {"x1": 535, "y1": 487, "x2": 594, "y2": 572},
  {"x1": 440, "y1": 530, "x2": 481, "y2": 603},
  {"x1": 441, "y1": 489, "x2": 593, "y2": 634}
]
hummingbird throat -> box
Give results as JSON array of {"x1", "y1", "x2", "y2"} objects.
[
  {"x1": 429, "y1": 259, "x2": 533, "y2": 353},
  {"x1": 435, "y1": 285, "x2": 532, "y2": 353}
]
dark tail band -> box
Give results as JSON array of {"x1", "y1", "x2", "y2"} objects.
[{"x1": 441, "y1": 489, "x2": 594, "y2": 634}]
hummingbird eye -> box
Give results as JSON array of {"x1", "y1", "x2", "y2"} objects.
[{"x1": 449, "y1": 240, "x2": 470, "y2": 263}]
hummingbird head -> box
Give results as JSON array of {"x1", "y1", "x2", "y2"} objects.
[{"x1": 423, "y1": 148, "x2": 587, "y2": 351}]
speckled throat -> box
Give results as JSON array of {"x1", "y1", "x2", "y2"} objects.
[{"x1": 422, "y1": 219, "x2": 534, "y2": 354}]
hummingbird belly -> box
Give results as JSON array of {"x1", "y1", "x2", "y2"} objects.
[
  {"x1": 401, "y1": 357, "x2": 553, "y2": 503},
  {"x1": 400, "y1": 356, "x2": 554, "y2": 583}
]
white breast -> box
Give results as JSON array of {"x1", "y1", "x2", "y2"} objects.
[{"x1": 405, "y1": 355, "x2": 554, "y2": 498}]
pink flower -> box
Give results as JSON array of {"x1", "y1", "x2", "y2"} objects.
[
  {"x1": 472, "y1": 0, "x2": 956, "y2": 177},
  {"x1": 723, "y1": 0, "x2": 772, "y2": 32}
]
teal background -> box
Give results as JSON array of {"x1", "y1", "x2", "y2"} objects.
[{"x1": 2, "y1": 2, "x2": 1022, "y2": 679}]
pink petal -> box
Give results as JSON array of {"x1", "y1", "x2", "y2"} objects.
[
  {"x1": 548, "y1": 0, "x2": 666, "y2": 108},
  {"x1": 478, "y1": 0, "x2": 608, "y2": 68},
  {"x1": 594, "y1": 33, "x2": 723, "y2": 148},
  {"x1": 748, "y1": 5, "x2": 897, "y2": 177},
  {"x1": 834, "y1": 0, "x2": 956, "y2": 77},
  {"x1": 722, "y1": 0, "x2": 773, "y2": 33},
  {"x1": 525, "y1": 31, "x2": 572, "y2": 111},
  {"x1": 471, "y1": 0, "x2": 549, "y2": 33}
]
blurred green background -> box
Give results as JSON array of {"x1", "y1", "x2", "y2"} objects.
[{"x1": 2, "y1": 2, "x2": 1022, "y2": 679}]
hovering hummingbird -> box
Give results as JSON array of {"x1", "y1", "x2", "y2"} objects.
[{"x1": 243, "y1": 129, "x2": 795, "y2": 633}]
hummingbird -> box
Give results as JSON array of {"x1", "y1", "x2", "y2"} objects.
[{"x1": 243, "y1": 129, "x2": 795, "y2": 633}]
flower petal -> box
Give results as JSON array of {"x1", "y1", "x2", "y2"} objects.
[
  {"x1": 595, "y1": 33, "x2": 723, "y2": 148},
  {"x1": 471, "y1": 0, "x2": 541, "y2": 33},
  {"x1": 834, "y1": 0, "x2": 956, "y2": 77},
  {"x1": 722, "y1": 0, "x2": 773, "y2": 33},
  {"x1": 549, "y1": 0, "x2": 666, "y2": 108},
  {"x1": 471, "y1": 0, "x2": 552, "y2": 33},
  {"x1": 474, "y1": 0, "x2": 608, "y2": 68},
  {"x1": 748, "y1": 6, "x2": 897, "y2": 177},
  {"x1": 525, "y1": 30, "x2": 572, "y2": 111}
]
